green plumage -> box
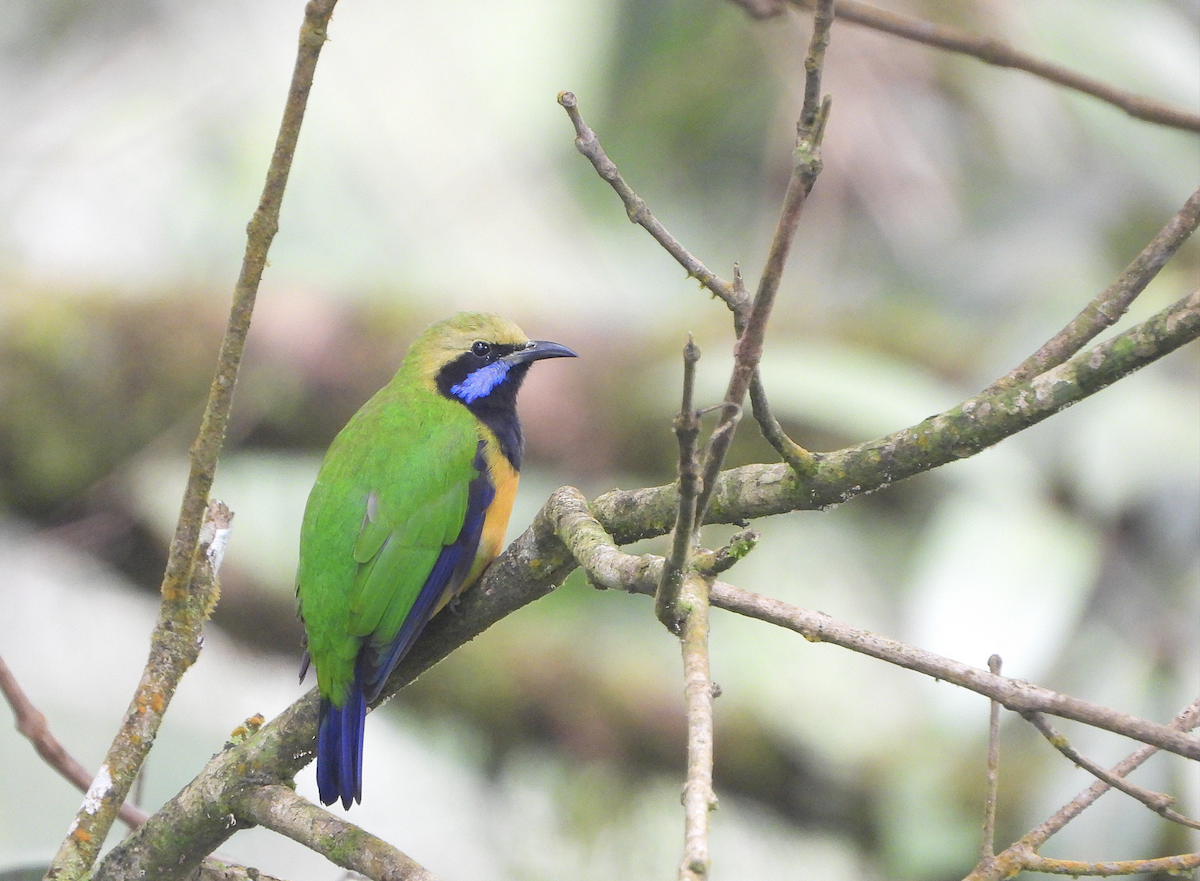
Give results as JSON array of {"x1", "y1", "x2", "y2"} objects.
[
  {"x1": 297, "y1": 371, "x2": 477, "y2": 705},
  {"x1": 297, "y1": 311, "x2": 575, "y2": 808}
]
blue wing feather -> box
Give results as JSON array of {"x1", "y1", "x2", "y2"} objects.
[{"x1": 315, "y1": 441, "x2": 495, "y2": 807}]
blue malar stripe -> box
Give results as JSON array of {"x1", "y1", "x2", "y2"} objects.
[{"x1": 451, "y1": 360, "x2": 511, "y2": 403}]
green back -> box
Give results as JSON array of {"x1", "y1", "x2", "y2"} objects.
[{"x1": 296, "y1": 370, "x2": 479, "y2": 704}]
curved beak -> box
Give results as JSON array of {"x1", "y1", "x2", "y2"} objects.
[{"x1": 504, "y1": 339, "x2": 578, "y2": 365}]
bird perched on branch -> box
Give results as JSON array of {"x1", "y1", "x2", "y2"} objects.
[{"x1": 296, "y1": 312, "x2": 576, "y2": 808}]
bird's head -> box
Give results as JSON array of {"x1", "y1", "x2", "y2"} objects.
[{"x1": 406, "y1": 312, "x2": 576, "y2": 410}]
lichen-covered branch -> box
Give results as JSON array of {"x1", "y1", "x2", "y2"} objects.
[
  {"x1": 52, "y1": 0, "x2": 340, "y2": 874},
  {"x1": 594, "y1": 288, "x2": 1200, "y2": 544},
  {"x1": 988, "y1": 187, "x2": 1200, "y2": 392},
  {"x1": 787, "y1": 0, "x2": 1200, "y2": 132},
  {"x1": 233, "y1": 785, "x2": 439, "y2": 881},
  {"x1": 46, "y1": 501, "x2": 232, "y2": 879}
]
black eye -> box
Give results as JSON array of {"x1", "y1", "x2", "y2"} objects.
[{"x1": 471, "y1": 341, "x2": 491, "y2": 358}]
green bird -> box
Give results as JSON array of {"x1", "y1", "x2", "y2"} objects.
[{"x1": 296, "y1": 312, "x2": 576, "y2": 808}]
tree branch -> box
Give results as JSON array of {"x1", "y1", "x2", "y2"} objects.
[
  {"x1": 656, "y1": 337, "x2": 703, "y2": 631},
  {"x1": 1023, "y1": 711, "x2": 1200, "y2": 829},
  {"x1": 964, "y1": 697, "x2": 1200, "y2": 880},
  {"x1": 786, "y1": 0, "x2": 1200, "y2": 133},
  {"x1": 233, "y1": 785, "x2": 440, "y2": 881},
  {"x1": 979, "y1": 654, "x2": 1002, "y2": 868},
  {"x1": 557, "y1": 91, "x2": 740, "y2": 310},
  {"x1": 987, "y1": 186, "x2": 1200, "y2": 393},
  {"x1": 593, "y1": 287, "x2": 1200, "y2": 545},
  {"x1": 45, "y1": 500, "x2": 232, "y2": 879},
  {"x1": 678, "y1": 572, "x2": 717, "y2": 881},
  {"x1": 47, "y1": 1, "x2": 339, "y2": 875},
  {"x1": 0, "y1": 652, "x2": 149, "y2": 829}
]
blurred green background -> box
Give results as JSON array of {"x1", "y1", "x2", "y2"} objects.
[{"x1": 1, "y1": 1, "x2": 1197, "y2": 878}]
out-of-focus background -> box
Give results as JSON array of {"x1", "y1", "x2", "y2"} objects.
[{"x1": 1, "y1": 1, "x2": 1197, "y2": 878}]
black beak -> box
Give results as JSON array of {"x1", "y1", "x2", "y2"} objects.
[{"x1": 504, "y1": 339, "x2": 578, "y2": 365}]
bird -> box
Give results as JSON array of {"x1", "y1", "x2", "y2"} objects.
[{"x1": 296, "y1": 312, "x2": 576, "y2": 808}]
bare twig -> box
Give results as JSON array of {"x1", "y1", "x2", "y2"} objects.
[
  {"x1": 656, "y1": 337, "x2": 704, "y2": 631},
  {"x1": 0, "y1": 653, "x2": 149, "y2": 829},
  {"x1": 988, "y1": 187, "x2": 1200, "y2": 393},
  {"x1": 1023, "y1": 710, "x2": 1200, "y2": 830},
  {"x1": 964, "y1": 697, "x2": 1200, "y2": 880},
  {"x1": 234, "y1": 785, "x2": 440, "y2": 881},
  {"x1": 980, "y1": 654, "x2": 1002, "y2": 866},
  {"x1": 692, "y1": 0, "x2": 834, "y2": 522},
  {"x1": 678, "y1": 572, "x2": 717, "y2": 881},
  {"x1": 46, "y1": 2, "x2": 337, "y2": 875},
  {"x1": 787, "y1": 0, "x2": 1200, "y2": 132},
  {"x1": 557, "y1": 92, "x2": 740, "y2": 310}
]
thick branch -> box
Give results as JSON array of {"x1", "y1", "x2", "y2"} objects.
[
  {"x1": 594, "y1": 288, "x2": 1200, "y2": 544},
  {"x1": 788, "y1": 0, "x2": 1200, "y2": 132},
  {"x1": 233, "y1": 785, "x2": 439, "y2": 881}
]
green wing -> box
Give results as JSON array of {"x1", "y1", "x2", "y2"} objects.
[{"x1": 296, "y1": 386, "x2": 479, "y2": 704}]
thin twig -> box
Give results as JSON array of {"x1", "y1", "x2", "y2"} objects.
[
  {"x1": 980, "y1": 654, "x2": 1002, "y2": 865},
  {"x1": 787, "y1": 0, "x2": 1200, "y2": 133},
  {"x1": 557, "y1": 92, "x2": 740, "y2": 310},
  {"x1": 964, "y1": 697, "x2": 1200, "y2": 880},
  {"x1": 233, "y1": 785, "x2": 440, "y2": 881},
  {"x1": 45, "y1": 2, "x2": 337, "y2": 875},
  {"x1": 0, "y1": 653, "x2": 149, "y2": 829},
  {"x1": 692, "y1": 0, "x2": 834, "y2": 522},
  {"x1": 656, "y1": 336, "x2": 703, "y2": 632},
  {"x1": 1023, "y1": 710, "x2": 1200, "y2": 830},
  {"x1": 678, "y1": 572, "x2": 717, "y2": 881},
  {"x1": 987, "y1": 186, "x2": 1200, "y2": 393}
]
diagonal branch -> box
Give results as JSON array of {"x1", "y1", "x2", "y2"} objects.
[
  {"x1": 557, "y1": 91, "x2": 740, "y2": 311},
  {"x1": 692, "y1": 0, "x2": 833, "y2": 523},
  {"x1": 787, "y1": 0, "x2": 1200, "y2": 133},
  {"x1": 1023, "y1": 710, "x2": 1200, "y2": 830},
  {"x1": 46, "y1": 2, "x2": 338, "y2": 876},
  {"x1": 964, "y1": 697, "x2": 1200, "y2": 880},
  {"x1": 987, "y1": 186, "x2": 1200, "y2": 393},
  {"x1": 594, "y1": 287, "x2": 1200, "y2": 545},
  {"x1": 0, "y1": 652, "x2": 149, "y2": 829}
]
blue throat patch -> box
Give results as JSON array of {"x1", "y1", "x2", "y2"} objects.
[{"x1": 451, "y1": 360, "x2": 511, "y2": 404}]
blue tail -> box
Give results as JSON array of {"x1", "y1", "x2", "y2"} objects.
[{"x1": 316, "y1": 677, "x2": 367, "y2": 809}]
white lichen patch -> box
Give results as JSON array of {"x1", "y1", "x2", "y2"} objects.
[{"x1": 83, "y1": 763, "x2": 112, "y2": 814}]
